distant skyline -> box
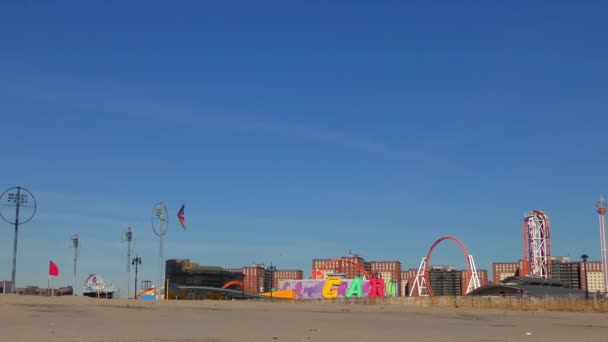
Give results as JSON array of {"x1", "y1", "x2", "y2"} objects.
[{"x1": 1, "y1": 1, "x2": 608, "y2": 293}]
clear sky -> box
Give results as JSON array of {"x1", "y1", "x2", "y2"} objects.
[{"x1": 1, "y1": 1, "x2": 607, "y2": 293}]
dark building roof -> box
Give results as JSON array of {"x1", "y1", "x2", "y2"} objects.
[{"x1": 468, "y1": 276, "x2": 586, "y2": 298}]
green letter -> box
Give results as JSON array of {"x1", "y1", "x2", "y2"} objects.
[
  {"x1": 385, "y1": 279, "x2": 398, "y2": 297},
  {"x1": 345, "y1": 277, "x2": 363, "y2": 298}
]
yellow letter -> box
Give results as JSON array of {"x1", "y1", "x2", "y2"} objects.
[{"x1": 322, "y1": 277, "x2": 341, "y2": 299}]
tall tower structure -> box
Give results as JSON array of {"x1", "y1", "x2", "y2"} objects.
[
  {"x1": 522, "y1": 210, "x2": 551, "y2": 278},
  {"x1": 596, "y1": 195, "x2": 608, "y2": 294}
]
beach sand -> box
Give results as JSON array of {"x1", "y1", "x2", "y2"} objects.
[{"x1": 1, "y1": 295, "x2": 607, "y2": 341}]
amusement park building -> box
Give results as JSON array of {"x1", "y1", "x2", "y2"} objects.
[{"x1": 166, "y1": 259, "x2": 244, "y2": 291}]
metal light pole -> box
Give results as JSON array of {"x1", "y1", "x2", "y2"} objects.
[
  {"x1": 152, "y1": 203, "x2": 168, "y2": 300},
  {"x1": 69, "y1": 234, "x2": 80, "y2": 296},
  {"x1": 581, "y1": 254, "x2": 589, "y2": 300},
  {"x1": 0, "y1": 186, "x2": 36, "y2": 293},
  {"x1": 132, "y1": 256, "x2": 142, "y2": 299},
  {"x1": 121, "y1": 227, "x2": 135, "y2": 298},
  {"x1": 597, "y1": 196, "x2": 608, "y2": 295}
]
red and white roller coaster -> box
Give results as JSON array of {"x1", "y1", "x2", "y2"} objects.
[
  {"x1": 409, "y1": 236, "x2": 481, "y2": 297},
  {"x1": 521, "y1": 210, "x2": 551, "y2": 278}
]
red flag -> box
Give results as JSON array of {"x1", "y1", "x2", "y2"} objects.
[
  {"x1": 177, "y1": 204, "x2": 186, "y2": 230},
  {"x1": 49, "y1": 260, "x2": 59, "y2": 277}
]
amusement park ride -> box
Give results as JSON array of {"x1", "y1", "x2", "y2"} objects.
[
  {"x1": 521, "y1": 210, "x2": 551, "y2": 278},
  {"x1": 409, "y1": 236, "x2": 481, "y2": 297},
  {"x1": 410, "y1": 209, "x2": 555, "y2": 297}
]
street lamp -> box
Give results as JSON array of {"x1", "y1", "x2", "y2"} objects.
[
  {"x1": 132, "y1": 256, "x2": 142, "y2": 299},
  {"x1": 121, "y1": 227, "x2": 135, "y2": 298},
  {"x1": 0, "y1": 186, "x2": 36, "y2": 293},
  {"x1": 266, "y1": 264, "x2": 276, "y2": 300},
  {"x1": 69, "y1": 234, "x2": 80, "y2": 296},
  {"x1": 581, "y1": 254, "x2": 589, "y2": 300}
]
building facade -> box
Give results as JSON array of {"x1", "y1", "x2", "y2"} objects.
[
  {"x1": 429, "y1": 266, "x2": 462, "y2": 296},
  {"x1": 492, "y1": 262, "x2": 520, "y2": 283},
  {"x1": 581, "y1": 261, "x2": 605, "y2": 293},
  {"x1": 550, "y1": 256, "x2": 580, "y2": 289},
  {"x1": 312, "y1": 254, "x2": 367, "y2": 279},
  {"x1": 241, "y1": 264, "x2": 266, "y2": 293},
  {"x1": 0, "y1": 280, "x2": 12, "y2": 294}
]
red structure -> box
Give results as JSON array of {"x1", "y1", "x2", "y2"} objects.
[
  {"x1": 410, "y1": 236, "x2": 480, "y2": 296},
  {"x1": 522, "y1": 210, "x2": 551, "y2": 278},
  {"x1": 222, "y1": 280, "x2": 244, "y2": 289}
]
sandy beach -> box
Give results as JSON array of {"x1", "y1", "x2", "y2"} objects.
[{"x1": 1, "y1": 295, "x2": 607, "y2": 341}]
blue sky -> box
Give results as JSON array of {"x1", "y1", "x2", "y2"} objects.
[{"x1": 1, "y1": 1, "x2": 607, "y2": 293}]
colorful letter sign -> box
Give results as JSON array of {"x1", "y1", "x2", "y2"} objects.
[{"x1": 279, "y1": 278, "x2": 399, "y2": 300}]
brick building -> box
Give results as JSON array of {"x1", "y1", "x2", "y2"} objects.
[
  {"x1": 273, "y1": 269, "x2": 303, "y2": 289},
  {"x1": 312, "y1": 254, "x2": 367, "y2": 279},
  {"x1": 1, "y1": 280, "x2": 12, "y2": 294},
  {"x1": 241, "y1": 264, "x2": 266, "y2": 293},
  {"x1": 229, "y1": 265, "x2": 304, "y2": 293},
  {"x1": 581, "y1": 261, "x2": 605, "y2": 293},
  {"x1": 492, "y1": 262, "x2": 520, "y2": 283}
]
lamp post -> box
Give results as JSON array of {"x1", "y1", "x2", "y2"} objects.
[
  {"x1": 69, "y1": 234, "x2": 80, "y2": 296},
  {"x1": 132, "y1": 256, "x2": 142, "y2": 299},
  {"x1": 121, "y1": 227, "x2": 135, "y2": 298},
  {"x1": 152, "y1": 203, "x2": 168, "y2": 300},
  {"x1": 266, "y1": 264, "x2": 276, "y2": 300},
  {"x1": 581, "y1": 254, "x2": 589, "y2": 300},
  {"x1": 0, "y1": 186, "x2": 37, "y2": 293},
  {"x1": 597, "y1": 196, "x2": 608, "y2": 295}
]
